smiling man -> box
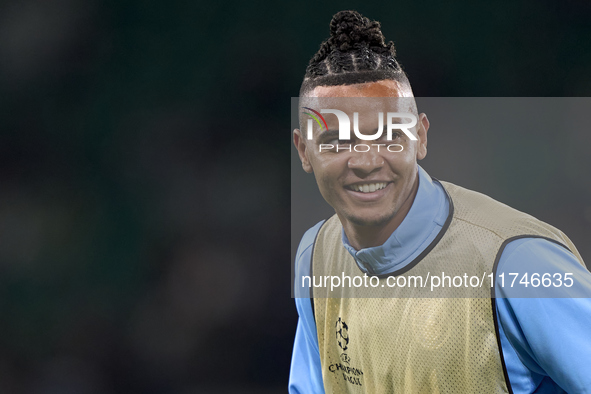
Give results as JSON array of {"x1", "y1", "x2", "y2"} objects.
[
  {"x1": 290, "y1": 10, "x2": 591, "y2": 394},
  {"x1": 296, "y1": 84, "x2": 427, "y2": 251}
]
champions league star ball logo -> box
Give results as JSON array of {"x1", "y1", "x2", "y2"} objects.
[
  {"x1": 330, "y1": 317, "x2": 363, "y2": 385},
  {"x1": 335, "y1": 317, "x2": 349, "y2": 351}
]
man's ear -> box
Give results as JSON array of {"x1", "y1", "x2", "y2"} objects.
[
  {"x1": 416, "y1": 113, "x2": 429, "y2": 160},
  {"x1": 293, "y1": 129, "x2": 313, "y2": 173}
]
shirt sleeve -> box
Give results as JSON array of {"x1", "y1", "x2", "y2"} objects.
[
  {"x1": 289, "y1": 221, "x2": 325, "y2": 394},
  {"x1": 495, "y1": 237, "x2": 591, "y2": 393}
]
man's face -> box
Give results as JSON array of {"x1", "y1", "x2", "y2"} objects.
[{"x1": 294, "y1": 80, "x2": 429, "y2": 235}]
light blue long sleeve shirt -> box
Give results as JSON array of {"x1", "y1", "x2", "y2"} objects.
[{"x1": 289, "y1": 166, "x2": 591, "y2": 393}]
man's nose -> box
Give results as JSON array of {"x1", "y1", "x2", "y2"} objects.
[{"x1": 347, "y1": 147, "x2": 384, "y2": 176}]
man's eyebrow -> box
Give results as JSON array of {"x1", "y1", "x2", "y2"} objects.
[{"x1": 316, "y1": 129, "x2": 341, "y2": 141}]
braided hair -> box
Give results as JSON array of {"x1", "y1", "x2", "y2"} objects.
[{"x1": 300, "y1": 10, "x2": 410, "y2": 96}]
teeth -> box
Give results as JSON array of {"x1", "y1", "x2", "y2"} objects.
[{"x1": 352, "y1": 183, "x2": 387, "y2": 193}]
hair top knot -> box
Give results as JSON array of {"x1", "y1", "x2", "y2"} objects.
[
  {"x1": 328, "y1": 10, "x2": 388, "y2": 52},
  {"x1": 300, "y1": 10, "x2": 408, "y2": 96}
]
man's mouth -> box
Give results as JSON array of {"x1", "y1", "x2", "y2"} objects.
[{"x1": 347, "y1": 182, "x2": 388, "y2": 193}]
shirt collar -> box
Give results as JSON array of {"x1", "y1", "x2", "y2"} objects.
[{"x1": 341, "y1": 165, "x2": 449, "y2": 275}]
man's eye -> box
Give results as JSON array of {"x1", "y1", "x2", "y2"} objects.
[{"x1": 378, "y1": 132, "x2": 402, "y2": 141}]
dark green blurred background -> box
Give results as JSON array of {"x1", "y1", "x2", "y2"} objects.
[{"x1": 1, "y1": 1, "x2": 590, "y2": 393}]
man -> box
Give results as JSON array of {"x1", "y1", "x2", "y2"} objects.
[{"x1": 290, "y1": 10, "x2": 591, "y2": 394}]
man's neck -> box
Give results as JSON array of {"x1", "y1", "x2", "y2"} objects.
[{"x1": 342, "y1": 175, "x2": 419, "y2": 250}]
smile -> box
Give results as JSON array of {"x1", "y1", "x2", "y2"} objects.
[{"x1": 348, "y1": 182, "x2": 388, "y2": 193}]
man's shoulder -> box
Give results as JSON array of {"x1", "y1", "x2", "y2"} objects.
[
  {"x1": 439, "y1": 179, "x2": 586, "y2": 269},
  {"x1": 295, "y1": 219, "x2": 328, "y2": 262},
  {"x1": 439, "y1": 180, "x2": 527, "y2": 218},
  {"x1": 441, "y1": 180, "x2": 542, "y2": 224},
  {"x1": 294, "y1": 219, "x2": 329, "y2": 298},
  {"x1": 439, "y1": 180, "x2": 568, "y2": 243}
]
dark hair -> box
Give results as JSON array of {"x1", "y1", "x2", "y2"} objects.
[{"x1": 300, "y1": 10, "x2": 410, "y2": 96}]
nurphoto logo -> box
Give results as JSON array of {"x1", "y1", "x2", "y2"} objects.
[{"x1": 302, "y1": 107, "x2": 417, "y2": 152}]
